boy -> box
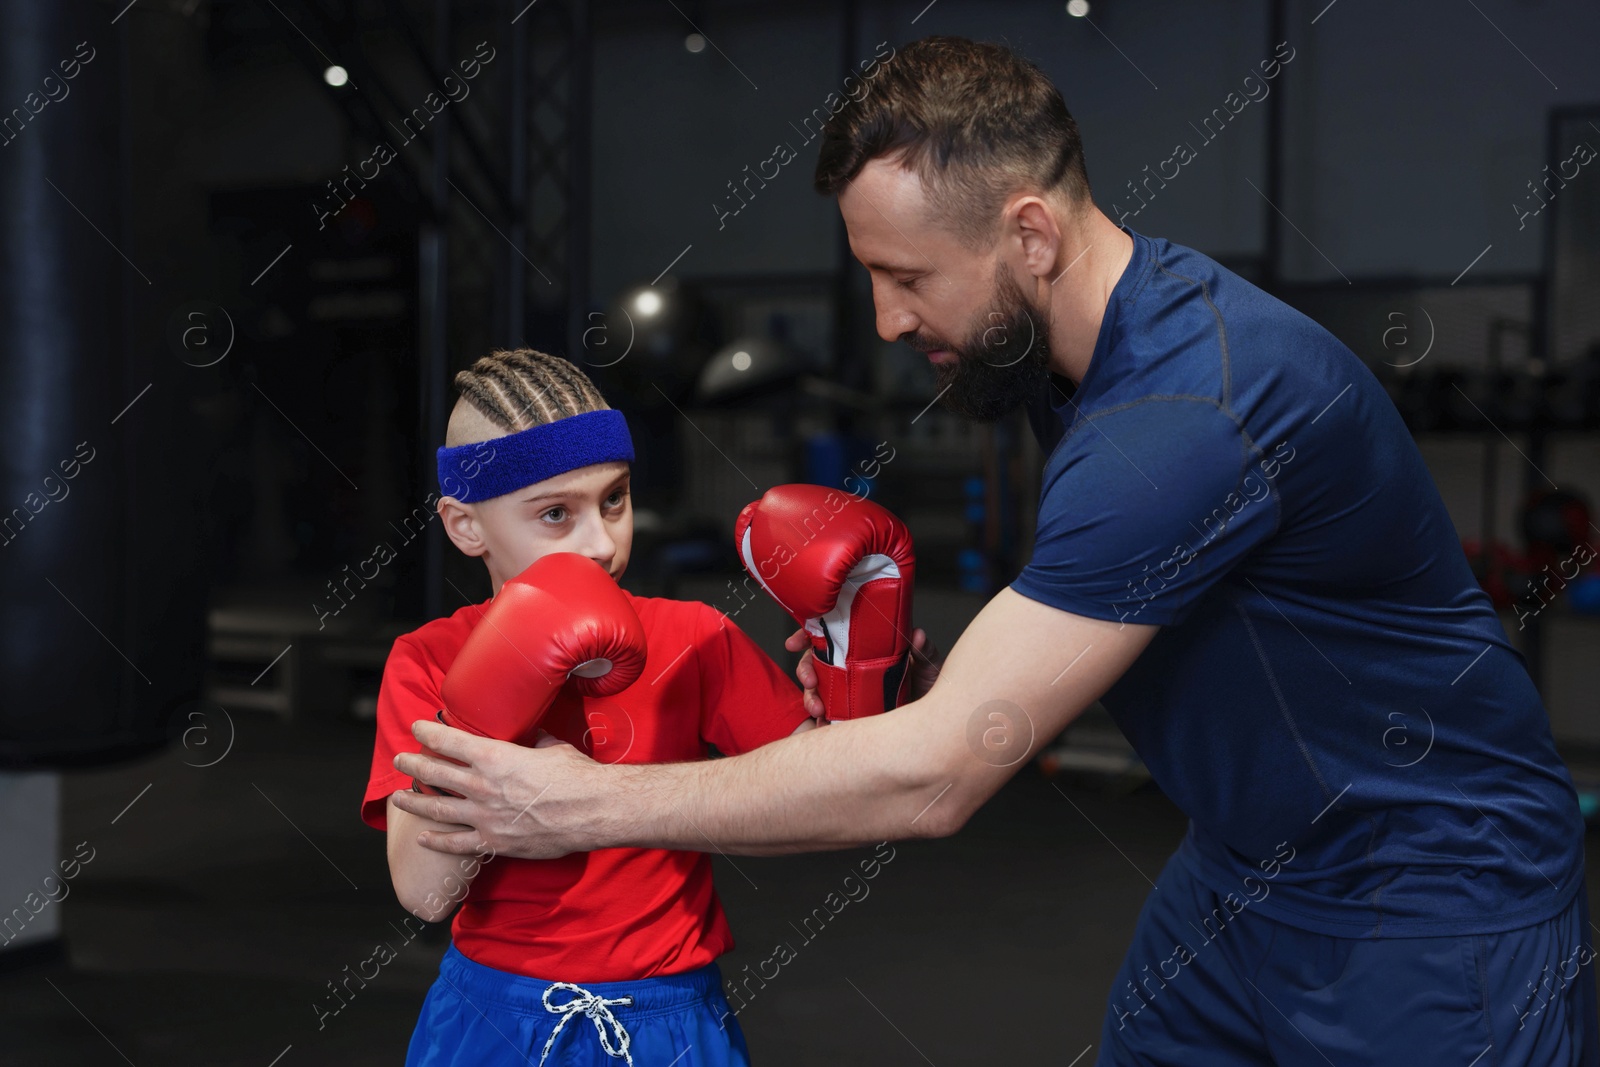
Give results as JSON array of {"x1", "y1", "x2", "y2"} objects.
[{"x1": 360, "y1": 348, "x2": 815, "y2": 1066}]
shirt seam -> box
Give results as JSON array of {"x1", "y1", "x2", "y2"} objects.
[
  {"x1": 1232, "y1": 595, "x2": 1342, "y2": 806},
  {"x1": 1233, "y1": 593, "x2": 1389, "y2": 933},
  {"x1": 1151, "y1": 259, "x2": 1234, "y2": 412},
  {"x1": 1042, "y1": 394, "x2": 1287, "y2": 548}
]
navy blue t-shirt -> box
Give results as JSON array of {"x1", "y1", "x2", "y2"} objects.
[{"x1": 1012, "y1": 230, "x2": 1584, "y2": 938}]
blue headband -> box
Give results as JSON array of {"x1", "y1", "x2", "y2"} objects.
[{"x1": 436, "y1": 409, "x2": 635, "y2": 502}]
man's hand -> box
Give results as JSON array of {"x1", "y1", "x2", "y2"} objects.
[
  {"x1": 903, "y1": 628, "x2": 945, "y2": 701},
  {"x1": 414, "y1": 553, "x2": 647, "y2": 796},
  {"x1": 390, "y1": 718, "x2": 600, "y2": 860},
  {"x1": 785, "y1": 625, "x2": 944, "y2": 720},
  {"x1": 740, "y1": 485, "x2": 916, "y2": 719}
]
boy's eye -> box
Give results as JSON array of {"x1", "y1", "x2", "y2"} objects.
[
  {"x1": 605, "y1": 489, "x2": 629, "y2": 508},
  {"x1": 541, "y1": 506, "x2": 567, "y2": 524}
]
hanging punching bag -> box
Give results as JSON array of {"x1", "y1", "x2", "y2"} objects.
[{"x1": 0, "y1": 0, "x2": 207, "y2": 766}]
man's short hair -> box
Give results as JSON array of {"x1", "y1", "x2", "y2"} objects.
[{"x1": 813, "y1": 35, "x2": 1093, "y2": 250}]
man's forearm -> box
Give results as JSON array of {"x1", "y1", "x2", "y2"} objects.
[
  {"x1": 394, "y1": 590, "x2": 1152, "y2": 861},
  {"x1": 570, "y1": 593, "x2": 1154, "y2": 856},
  {"x1": 393, "y1": 692, "x2": 986, "y2": 860},
  {"x1": 584, "y1": 698, "x2": 970, "y2": 855}
]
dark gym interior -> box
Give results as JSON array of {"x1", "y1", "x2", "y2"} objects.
[{"x1": 2, "y1": 1, "x2": 1599, "y2": 1064}]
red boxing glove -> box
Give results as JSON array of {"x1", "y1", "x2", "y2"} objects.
[
  {"x1": 412, "y1": 553, "x2": 647, "y2": 795},
  {"x1": 735, "y1": 484, "x2": 915, "y2": 721}
]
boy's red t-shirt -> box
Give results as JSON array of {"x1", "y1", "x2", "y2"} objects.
[{"x1": 361, "y1": 590, "x2": 808, "y2": 983}]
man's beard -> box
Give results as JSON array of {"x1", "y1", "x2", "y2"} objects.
[{"x1": 909, "y1": 265, "x2": 1052, "y2": 422}]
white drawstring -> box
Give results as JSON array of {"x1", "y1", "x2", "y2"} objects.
[{"x1": 537, "y1": 981, "x2": 635, "y2": 1066}]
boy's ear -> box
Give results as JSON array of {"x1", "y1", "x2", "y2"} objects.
[{"x1": 437, "y1": 497, "x2": 487, "y2": 557}]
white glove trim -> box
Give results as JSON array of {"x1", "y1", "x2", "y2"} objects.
[{"x1": 740, "y1": 529, "x2": 902, "y2": 666}]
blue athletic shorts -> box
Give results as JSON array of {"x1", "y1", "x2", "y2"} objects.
[
  {"x1": 1099, "y1": 849, "x2": 1598, "y2": 1067},
  {"x1": 406, "y1": 943, "x2": 750, "y2": 1067}
]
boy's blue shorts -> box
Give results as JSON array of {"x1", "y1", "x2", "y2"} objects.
[
  {"x1": 406, "y1": 943, "x2": 749, "y2": 1067},
  {"x1": 1099, "y1": 850, "x2": 1599, "y2": 1066}
]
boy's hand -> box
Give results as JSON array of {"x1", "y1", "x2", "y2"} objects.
[{"x1": 784, "y1": 625, "x2": 943, "y2": 720}]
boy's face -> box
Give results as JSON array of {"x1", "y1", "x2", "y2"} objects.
[{"x1": 441, "y1": 460, "x2": 634, "y2": 594}]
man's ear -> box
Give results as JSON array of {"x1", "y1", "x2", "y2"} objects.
[
  {"x1": 438, "y1": 497, "x2": 487, "y2": 557},
  {"x1": 1009, "y1": 196, "x2": 1063, "y2": 282}
]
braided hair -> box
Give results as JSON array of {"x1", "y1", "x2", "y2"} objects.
[{"x1": 447, "y1": 348, "x2": 609, "y2": 442}]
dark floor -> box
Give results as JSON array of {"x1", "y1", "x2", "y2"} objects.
[{"x1": 2, "y1": 712, "x2": 1596, "y2": 1066}]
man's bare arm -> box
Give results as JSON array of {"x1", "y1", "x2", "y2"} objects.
[{"x1": 390, "y1": 590, "x2": 1155, "y2": 858}]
